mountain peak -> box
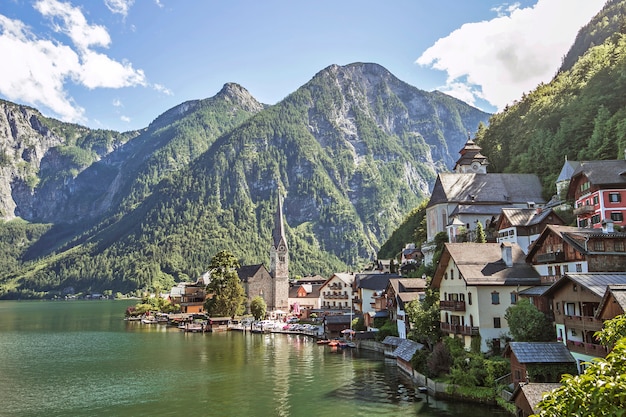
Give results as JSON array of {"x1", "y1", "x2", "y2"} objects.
[{"x1": 216, "y1": 82, "x2": 265, "y2": 112}]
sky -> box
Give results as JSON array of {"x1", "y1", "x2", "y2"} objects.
[{"x1": 0, "y1": 0, "x2": 608, "y2": 132}]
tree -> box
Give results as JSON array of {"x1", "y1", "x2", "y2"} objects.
[
  {"x1": 535, "y1": 315, "x2": 626, "y2": 416},
  {"x1": 250, "y1": 295, "x2": 267, "y2": 320},
  {"x1": 505, "y1": 298, "x2": 554, "y2": 342},
  {"x1": 406, "y1": 288, "x2": 441, "y2": 350},
  {"x1": 204, "y1": 250, "x2": 247, "y2": 318},
  {"x1": 474, "y1": 221, "x2": 486, "y2": 243}
]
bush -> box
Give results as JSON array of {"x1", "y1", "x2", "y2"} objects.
[{"x1": 374, "y1": 320, "x2": 398, "y2": 341}]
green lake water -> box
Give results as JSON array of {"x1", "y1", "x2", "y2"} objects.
[{"x1": 0, "y1": 300, "x2": 509, "y2": 417}]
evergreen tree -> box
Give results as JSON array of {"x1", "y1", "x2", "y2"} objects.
[{"x1": 474, "y1": 222, "x2": 486, "y2": 243}]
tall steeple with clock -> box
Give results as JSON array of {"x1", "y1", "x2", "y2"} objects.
[{"x1": 270, "y1": 191, "x2": 289, "y2": 310}]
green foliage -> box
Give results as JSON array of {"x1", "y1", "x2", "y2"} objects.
[
  {"x1": 427, "y1": 340, "x2": 454, "y2": 377},
  {"x1": 377, "y1": 201, "x2": 427, "y2": 259},
  {"x1": 406, "y1": 288, "x2": 441, "y2": 349},
  {"x1": 204, "y1": 251, "x2": 246, "y2": 318},
  {"x1": 536, "y1": 314, "x2": 626, "y2": 416},
  {"x1": 250, "y1": 295, "x2": 267, "y2": 320},
  {"x1": 595, "y1": 313, "x2": 626, "y2": 348},
  {"x1": 474, "y1": 222, "x2": 486, "y2": 243},
  {"x1": 374, "y1": 319, "x2": 399, "y2": 341},
  {"x1": 505, "y1": 299, "x2": 554, "y2": 342}
]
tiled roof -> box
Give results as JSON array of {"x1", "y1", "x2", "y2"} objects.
[
  {"x1": 427, "y1": 173, "x2": 545, "y2": 208},
  {"x1": 557, "y1": 160, "x2": 580, "y2": 182},
  {"x1": 500, "y1": 207, "x2": 559, "y2": 227},
  {"x1": 324, "y1": 315, "x2": 352, "y2": 325},
  {"x1": 545, "y1": 273, "x2": 626, "y2": 298},
  {"x1": 597, "y1": 284, "x2": 626, "y2": 318},
  {"x1": 434, "y1": 243, "x2": 541, "y2": 287},
  {"x1": 512, "y1": 383, "x2": 562, "y2": 413},
  {"x1": 356, "y1": 273, "x2": 400, "y2": 291},
  {"x1": 237, "y1": 264, "x2": 266, "y2": 282},
  {"x1": 393, "y1": 339, "x2": 424, "y2": 362},
  {"x1": 449, "y1": 204, "x2": 506, "y2": 216},
  {"x1": 571, "y1": 160, "x2": 626, "y2": 186},
  {"x1": 518, "y1": 285, "x2": 551, "y2": 296},
  {"x1": 504, "y1": 342, "x2": 575, "y2": 364},
  {"x1": 382, "y1": 335, "x2": 402, "y2": 347}
]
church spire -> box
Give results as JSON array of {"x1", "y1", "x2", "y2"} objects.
[{"x1": 272, "y1": 192, "x2": 287, "y2": 250}]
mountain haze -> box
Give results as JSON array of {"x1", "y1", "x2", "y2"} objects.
[{"x1": 0, "y1": 63, "x2": 489, "y2": 296}]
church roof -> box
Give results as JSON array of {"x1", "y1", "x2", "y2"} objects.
[
  {"x1": 427, "y1": 173, "x2": 545, "y2": 208},
  {"x1": 237, "y1": 264, "x2": 267, "y2": 282},
  {"x1": 556, "y1": 160, "x2": 580, "y2": 183},
  {"x1": 273, "y1": 194, "x2": 287, "y2": 248}
]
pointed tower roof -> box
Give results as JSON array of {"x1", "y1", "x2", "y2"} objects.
[
  {"x1": 273, "y1": 192, "x2": 287, "y2": 249},
  {"x1": 454, "y1": 137, "x2": 489, "y2": 172}
]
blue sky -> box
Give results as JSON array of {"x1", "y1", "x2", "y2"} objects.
[{"x1": 0, "y1": 0, "x2": 607, "y2": 132}]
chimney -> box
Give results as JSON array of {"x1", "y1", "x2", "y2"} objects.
[
  {"x1": 602, "y1": 219, "x2": 615, "y2": 233},
  {"x1": 501, "y1": 242, "x2": 513, "y2": 267}
]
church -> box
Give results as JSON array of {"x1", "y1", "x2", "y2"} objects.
[{"x1": 237, "y1": 192, "x2": 290, "y2": 312}]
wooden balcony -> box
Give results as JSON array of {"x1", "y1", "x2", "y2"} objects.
[
  {"x1": 564, "y1": 315, "x2": 603, "y2": 331},
  {"x1": 440, "y1": 322, "x2": 479, "y2": 336},
  {"x1": 536, "y1": 251, "x2": 566, "y2": 263},
  {"x1": 566, "y1": 340, "x2": 608, "y2": 357},
  {"x1": 440, "y1": 300, "x2": 466, "y2": 312}
]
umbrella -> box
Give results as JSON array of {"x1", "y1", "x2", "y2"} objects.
[{"x1": 341, "y1": 329, "x2": 355, "y2": 334}]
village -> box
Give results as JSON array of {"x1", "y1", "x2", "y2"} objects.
[{"x1": 133, "y1": 139, "x2": 626, "y2": 417}]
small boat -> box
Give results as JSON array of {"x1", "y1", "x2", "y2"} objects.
[
  {"x1": 346, "y1": 341, "x2": 356, "y2": 348},
  {"x1": 328, "y1": 340, "x2": 339, "y2": 347},
  {"x1": 316, "y1": 339, "x2": 330, "y2": 345},
  {"x1": 141, "y1": 316, "x2": 158, "y2": 324}
]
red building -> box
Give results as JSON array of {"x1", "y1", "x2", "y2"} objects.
[{"x1": 567, "y1": 159, "x2": 626, "y2": 230}]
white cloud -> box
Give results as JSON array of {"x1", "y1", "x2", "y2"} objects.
[
  {"x1": 112, "y1": 98, "x2": 123, "y2": 107},
  {"x1": 153, "y1": 83, "x2": 173, "y2": 96},
  {"x1": 104, "y1": 0, "x2": 135, "y2": 17},
  {"x1": 0, "y1": 0, "x2": 147, "y2": 124},
  {"x1": 416, "y1": 0, "x2": 606, "y2": 111},
  {"x1": 120, "y1": 115, "x2": 131, "y2": 123}
]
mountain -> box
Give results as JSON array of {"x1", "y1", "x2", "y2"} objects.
[
  {"x1": 477, "y1": 0, "x2": 626, "y2": 197},
  {"x1": 0, "y1": 63, "x2": 490, "y2": 297}
]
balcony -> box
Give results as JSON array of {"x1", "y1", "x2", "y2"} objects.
[
  {"x1": 573, "y1": 205, "x2": 595, "y2": 216},
  {"x1": 536, "y1": 251, "x2": 566, "y2": 263},
  {"x1": 440, "y1": 300, "x2": 466, "y2": 312},
  {"x1": 564, "y1": 315, "x2": 603, "y2": 331},
  {"x1": 440, "y1": 322, "x2": 479, "y2": 336},
  {"x1": 567, "y1": 340, "x2": 608, "y2": 357}
]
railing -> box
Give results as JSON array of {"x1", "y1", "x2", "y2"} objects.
[
  {"x1": 440, "y1": 300, "x2": 466, "y2": 312},
  {"x1": 567, "y1": 340, "x2": 608, "y2": 357},
  {"x1": 573, "y1": 205, "x2": 595, "y2": 215},
  {"x1": 536, "y1": 251, "x2": 566, "y2": 263},
  {"x1": 564, "y1": 315, "x2": 603, "y2": 330},
  {"x1": 440, "y1": 322, "x2": 479, "y2": 336}
]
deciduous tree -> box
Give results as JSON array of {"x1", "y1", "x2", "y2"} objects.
[
  {"x1": 204, "y1": 250, "x2": 246, "y2": 318},
  {"x1": 505, "y1": 298, "x2": 554, "y2": 342},
  {"x1": 250, "y1": 295, "x2": 267, "y2": 320}
]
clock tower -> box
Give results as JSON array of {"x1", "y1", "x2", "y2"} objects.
[
  {"x1": 454, "y1": 137, "x2": 488, "y2": 174},
  {"x1": 270, "y1": 192, "x2": 289, "y2": 311}
]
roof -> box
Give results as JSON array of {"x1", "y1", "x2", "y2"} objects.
[
  {"x1": 382, "y1": 335, "x2": 403, "y2": 347},
  {"x1": 288, "y1": 283, "x2": 321, "y2": 298},
  {"x1": 511, "y1": 383, "x2": 562, "y2": 413},
  {"x1": 557, "y1": 160, "x2": 580, "y2": 183},
  {"x1": 449, "y1": 204, "x2": 506, "y2": 217},
  {"x1": 570, "y1": 160, "x2": 626, "y2": 187},
  {"x1": 393, "y1": 339, "x2": 424, "y2": 362},
  {"x1": 543, "y1": 273, "x2": 626, "y2": 299},
  {"x1": 526, "y1": 224, "x2": 626, "y2": 259},
  {"x1": 432, "y1": 243, "x2": 541, "y2": 288},
  {"x1": 504, "y1": 342, "x2": 575, "y2": 364},
  {"x1": 356, "y1": 273, "x2": 400, "y2": 291},
  {"x1": 427, "y1": 173, "x2": 545, "y2": 208},
  {"x1": 518, "y1": 285, "x2": 552, "y2": 297},
  {"x1": 498, "y1": 207, "x2": 563, "y2": 228},
  {"x1": 323, "y1": 315, "x2": 352, "y2": 325},
  {"x1": 597, "y1": 284, "x2": 626, "y2": 318},
  {"x1": 236, "y1": 264, "x2": 267, "y2": 282}
]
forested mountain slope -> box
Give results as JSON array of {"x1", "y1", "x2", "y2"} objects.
[{"x1": 0, "y1": 63, "x2": 489, "y2": 296}]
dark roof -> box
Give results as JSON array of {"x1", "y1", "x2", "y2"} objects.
[
  {"x1": 288, "y1": 283, "x2": 322, "y2": 298},
  {"x1": 237, "y1": 264, "x2": 267, "y2": 282},
  {"x1": 393, "y1": 339, "x2": 424, "y2": 362},
  {"x1": 449, "y1": 204, "x2": 506, "y2": 217},
  {"x1": 570, "y1": 160, "x2": 626, "y2": 187},
  {"x1": 272, "y1": 194, "x2": 287, "y2": 248},
  {"x1": 526, "y1": 224, "x2": 626, "y2": 260},
  {"x1": 433, "y1": 243, "x2": 541, "y2": 287},
  {"x1": 427, "y1": 173, "x2": 545, "y2": 208},
  {"x1": 543, "y1": 273, "x2": 626, "y2": 298},
  {"x1": 323, "y1": 315, "x2": 352, "y2": 325},
  {"x1": 504, "y1": 342, "x2": 575, "y2": 364},
  {"x1": 382, "y1": 335, "x2": 403, "y2": 347},
  {"x1": 518, "y1": 285, "x2": 551, "y2": 297},
  {"x1": 356, "y1": 273, "x2": 400, "y2": 291},
  {"x1": 557, "y1": 160, "x2": 580, "y2": 183}
]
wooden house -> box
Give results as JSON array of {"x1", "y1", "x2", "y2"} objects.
[
  {"x1": 503, "y1": 342, "x2": 576, "y2": 386},
  {"x1": 510, "y1": 383, "x2": 561, "y2": 417}
]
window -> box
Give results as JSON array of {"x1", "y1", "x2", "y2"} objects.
[
  {"x1": 579, "y1": 218, "x2": 588, "y2": 228},
  {"x1": 450, "y1": 269, "x2": 455, "y2": 279},
  {"x1": 494, "y1": 317, "x2": 501, "y2": 328},
  {"x1": 609, "y1": 193, "x2": 622, "y2": 203},
  {"x1": 468, "y1": 292, "x2": 472, "y2": 305},
  {"x1": 593, "y1": 241, "x2": 605, "y2": 251},
  {"x1": 491, "y1": 292, "x2": 500, "y2": 305},
  {"x1": 563, "y1": 265, "x2": 569, "y2": 273},
  {"x1": 511, "y1": 292, "x2": 518, "y2": 305},
  {"x1": 576, "y1": 263, "x2": 583, "y2": 272},
  {"x1": 592, "y1": 214, "x2": 601, "y2": 224},
  {"x1": 593, "y1": 195, "x2": 599, "y2": 205},
  {"x1": 444, "y1": 272, "x2": 448, "y2": 280},
  {"x1": 611, "y1": 212, "x2": 624, "y2": 222},
  {"x1": 548, "y1": 266, "x2": 554, "y2": 275},
  {"x1": 616, "y1": 241, "x2": 625, "y2": 252}
]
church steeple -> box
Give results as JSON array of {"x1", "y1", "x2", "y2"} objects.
[
  {"x1": 454, "y1": 136, "x2": 488, "y2": 174},
  {"x1": 269, "y1": 190, "x2": 289, "y2": 311}
]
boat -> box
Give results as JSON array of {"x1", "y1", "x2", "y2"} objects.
[
  {"x1": 346, "y1": 341, "x2": 356, "y2": 348},
  {"x1": 141, "y1": 316, "x2": 158, "y2": 324},
  {"x1": 316, "y1": 339, "x2": 330, "y2": 345},
  {"x1": 328, "y1": 340, "x2": 339, "y2": 347}
]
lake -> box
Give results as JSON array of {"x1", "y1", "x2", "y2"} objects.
[{"x1": 0, "y1": 300, "x2": 509, "y2": 417}]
